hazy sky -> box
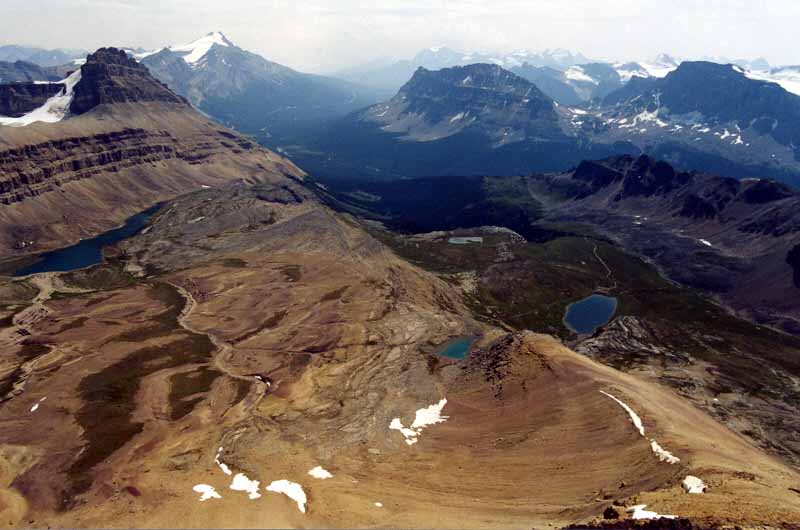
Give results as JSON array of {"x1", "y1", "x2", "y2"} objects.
[{"x1": 1, "y1": 0, "x2": 797, "y2": 73}]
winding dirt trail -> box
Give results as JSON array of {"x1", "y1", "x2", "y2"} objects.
[{"x1": 167, "y1": 281, "x2": 268, "y2": 413}]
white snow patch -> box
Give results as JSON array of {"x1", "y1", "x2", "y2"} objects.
[
  {"x1": 193, "y1": 484, "x2": 222, "y2": 501},
  {"x1": 564, "y1": 66, "x2": 597, "y2": 84},
  {"x1": 29, "y1": 397, "x2": 46, "y2": 413},
  {"x1": 390, "y1": 398, "x2": 449, "y2": 446},
  {"x1": 308, "y1": 466, "x2": 333, "y2": 480},
  {"x1": 650, "y1": 440, "x2": 681, "y2": 464},
  {"x1": 230, "y1": 473, "x2": 261, "y2": 500},
  {"x1": 0, "y1": 69, "x2": 82, "y2": 127},
  {"x1": 699, "y1": 239, "x2": 713, "y2": 247},
  {"x1": 266, "y1": 480, "x2": 307, "y2": 513},
  {"x1": 599, "y1": 391, "x2": 645, "y2": 436},
  {"x1": 628, "y1": 504, "x2": 677, "y2": 520},
  {"x1": 171, "y1": 32, "x2": 231, "y2": 65},
  {"x1": 682, "y1": 475, "x2": 707, "y2": 494},
  {"x1": 214, "y1": 447, "x2": 233, "y2": 476},
  {"x1": 745, "y1": 68, "x2": 800, "y2": 96},
  {"x1": 449, "y1": 112, "x2": 465, "y2": 123},
  {"x1": 600, "y1": 391, "x2": 680, "y2": 465}
]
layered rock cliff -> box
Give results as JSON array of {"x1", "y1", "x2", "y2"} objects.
[
  {"x1": 69, "y1": 47, "x2": 186, "y2": 114},
  {"x1": 0, "y1": 48, "x2": 304, "y2": 254}
]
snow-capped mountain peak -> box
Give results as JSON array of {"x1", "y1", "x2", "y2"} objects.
[{"x1": 170, "y1": 32, "x2": 233, "y2": 65}]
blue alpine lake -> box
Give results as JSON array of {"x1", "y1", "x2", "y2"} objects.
[
  {"x1": 435, "y1": 336, "x2": 475, "y2": 360},
  {"x1": 13, "y1": 204, "x2": 161, "y2": 277},
  {"x1": 563, "y1": 294, "x2": 618, "y2": 335}
]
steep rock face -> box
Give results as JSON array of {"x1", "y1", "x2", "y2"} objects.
[
  {"x1": 0, "y1": 83, "x2": 65, "y2": 117},
  {"x1": 70, "y1": 48, "x2": 185, "y2": 115},
  {"x1": 0, "y1": 47, "x2": 304, "y2": 254},
  {"x1": 0, "y1": 127, "x2": 263, "y2": 205}
]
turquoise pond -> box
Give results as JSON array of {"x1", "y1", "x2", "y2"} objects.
[
  {"x1": 563, "y1": 294, "x2": 618, "y2": 335},
  {"x1": 435, "y1": 337, "x2": 475, "y2": 359}
]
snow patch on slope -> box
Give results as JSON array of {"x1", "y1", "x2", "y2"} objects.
[
  {"x1": 230, "y1": 473, "x2": 261, "y2": 500},
  {"x1": 600, "y1": 391, "x2": 680, "y2": 465},
  {"x1": 682, "y1": 475, "x2": 707, "y2": 494},
  {"x1": 308, "y1": 466, "x2": 333, "y2": 480},
  {"x1": 0, "y1": 69, "x2": 82, "y2": 127},
  {"x1": 390, "y1": 398, "x2": 449, "y2": 446},
  {"x1": 629, "y1": 504, "x2": 677, "y2": 520},
  {"x1": 266, "y1": 480, "x2": 307, "y2": 513},
  {"x1": 193, "y1": 484, "x2": 222, "y2": 501}
]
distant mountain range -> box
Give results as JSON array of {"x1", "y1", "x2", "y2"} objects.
[
  {"x1": 292, "y1": 60, "x2": 800, "y2": 188},
  {"x1": 573, "y1": 61, "x2": 800, "y2": 185},
  {"x1": 0, "y1": 44, "x2": 87, "y2": 67},
  {"x1": 295, "y1": 63, "x2": 630, "y2": 180},
  {"x1": 336, "y1": 46, "x2": 591, "y2": 94},
  {"x1": 131, "y1": 32, "x2": 384, "y2": 147}
]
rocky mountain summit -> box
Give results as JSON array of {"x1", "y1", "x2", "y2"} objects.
[
  {"x1": 138, "y1": 32, "x2": 382, "y2": 147},
  {"x1": 70, "y1": 48, "x2": 186, "y2": 114},
  {"x1": 0, "y1": 46, "x2": 302, "y2": 253}
]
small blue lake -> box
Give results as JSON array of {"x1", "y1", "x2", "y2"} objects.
[
  {"x1": 563, "y1": 294, "x2": 618, "y2": 335},
  {"x1": 13, "y1": 204, "x2": 161, "y2": 277},
  {"x1": 435, "y1": 336, "x2": 475, "y2": 360}
]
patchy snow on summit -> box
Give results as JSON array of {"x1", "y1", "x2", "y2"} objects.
[
  {"x1": 0, "y1": 69, "x2": 82, "y2": 127},
  {"x1": 170, "y1": 32, "x2": 231, "y2": 65}
]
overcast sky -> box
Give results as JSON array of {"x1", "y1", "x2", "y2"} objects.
[{"x1": 1, "y1": 0, "x2": 797, "y2": 73}]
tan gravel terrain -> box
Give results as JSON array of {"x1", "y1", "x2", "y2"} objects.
[{"x1": 0, "y1": 181, "x2": 798, "y2": 529}]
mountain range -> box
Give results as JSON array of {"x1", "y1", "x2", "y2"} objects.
[
  {"x1": 132, "y1": 32, "x2": 383, "y2": 147},
  {"x1": 3, "y1": 33, "x2": 800, "y2": 530},
  {"x1": 291, "y1": 60, "x2": 800, "y2": 188},
  {"x1": 335, "y1": 46, "x2": 591, "y2": 93},
  {"x1": 0, "y1": 44, "x2": 87, "y2": 67}
]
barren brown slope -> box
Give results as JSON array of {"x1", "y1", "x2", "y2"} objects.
[
  {"x1": 0, "y1": 183, "x2": 797, "y2": 529},
  {"x1": 0, "y1": 48, "x2": 303, "y2": 254}
]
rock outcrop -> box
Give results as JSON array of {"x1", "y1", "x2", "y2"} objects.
[
  {"x1": 0, "y1": 82, "x2": 65, "y2": 117},
  {"x1": 69, "y1": 48, "x2": 186, "y2": 115}
]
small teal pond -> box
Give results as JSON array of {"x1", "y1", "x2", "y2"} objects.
[
  {"x1": 13, "y1": 204, "x2": 161, "y2": 277},
  {"x1": 563, "y1": 294, "x2": 618, "y2": 335},
  {"x1": 435, "y1": 336, "x2": 475, "y2": 360}
]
